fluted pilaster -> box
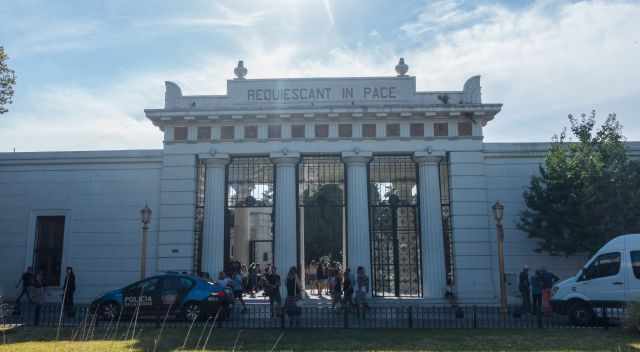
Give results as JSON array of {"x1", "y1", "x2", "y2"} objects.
[
  {"x1": 414, "y1": 151, "x2": 447, "y2": 299},
  {"x1": 342, "y1": 151, "x2": 372, "y2": 282},
  {"x1": 201, "y1": 154, "x2": 230, "y2": 278},
  {"x1": 270, "y1": 152, "x2": 300, "y2": 297}
]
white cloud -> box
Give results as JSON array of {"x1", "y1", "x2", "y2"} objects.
[{"x1": 2, "y1": 0, "x2": 640, "y2": 151}]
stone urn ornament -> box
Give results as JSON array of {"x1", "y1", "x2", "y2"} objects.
[
  {"x1": 234, "y1": 60, "x2": 248, "y2": 80},
  {"x1": 395, "y1": 58, "x2": 409, "y2": 76}
]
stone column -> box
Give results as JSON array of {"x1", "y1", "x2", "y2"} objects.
[
  {"x1": 414, "y1": 151, "x2": 447, "y2": 299},
  {"x1": 342, "y1": 151, "x2": 372, "y2": 279},
  {"x1": 201, "y1": 154, "x2": 230, "y2": 278},
  {"x1": 270, "y1": 152, "x2": 300, "y2": 297}
]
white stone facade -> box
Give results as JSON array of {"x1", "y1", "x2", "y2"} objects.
[{"x1": 1, "y1": 67, "x2": 638, "y2": 304}]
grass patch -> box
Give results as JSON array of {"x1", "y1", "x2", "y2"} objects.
[{"x1": 0, "y1": 326, "x2": 638, "y2": 351}]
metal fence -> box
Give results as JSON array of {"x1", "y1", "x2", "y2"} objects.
[{"x1": 1, "y1": 302, "x2": 626, "y2": 330}]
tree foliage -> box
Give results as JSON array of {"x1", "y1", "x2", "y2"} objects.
[
  {"x1": 302, "y1": 184, "x2": 344, "y2": 264},
  {"x1": 0, "y1": 46, "x2": 16, "y2": 114},
  {"x1": 519, "y1": 111, "x2": 640, "y2": 256}
]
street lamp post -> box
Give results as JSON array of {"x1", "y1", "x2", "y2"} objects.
[
  {"x1": 140, "y1": 204, "x2": 152, "y2": 280},
  {"x1": 492, "y1": 201, "x2": 507, "y2": 314}
]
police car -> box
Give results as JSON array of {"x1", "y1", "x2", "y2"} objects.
[{"x1": 90, "y1": 272, "x2": 233, "y2": 321}]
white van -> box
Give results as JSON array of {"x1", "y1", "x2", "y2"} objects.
[{"x1": 551, "y1": 234, "x2": 640, "y2": 325}]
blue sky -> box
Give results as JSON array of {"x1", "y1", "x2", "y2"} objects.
[{"x1": 1, "y1": 0, "x2": 639, "y2": 151}]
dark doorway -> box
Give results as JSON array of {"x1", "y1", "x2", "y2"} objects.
[
  {"x1": 298, "y1": 156, "x2": 345, "y2": 288},
  {"x1": 33, "y1": 216, "x2": 65, "y2": 287}
]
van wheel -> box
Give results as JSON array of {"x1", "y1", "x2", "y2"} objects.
[{"x1": 568, "y1": 301, "x2": 593, "y2": 326}]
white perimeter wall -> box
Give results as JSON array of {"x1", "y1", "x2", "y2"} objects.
[
  {"x1": 484, "y1": 143, "x2": 589, "y2": 283},
  {"x1": 0, "y1": 150, "x2": 162, "y2": 303}
]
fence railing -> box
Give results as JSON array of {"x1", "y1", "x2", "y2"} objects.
[{"x1": 1, "y1": 302, "x2": 625, "y2": 330}]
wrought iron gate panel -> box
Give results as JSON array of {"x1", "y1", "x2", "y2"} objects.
[
  {"x1": 368, "y1": 155, "x2": 422, "y2": 297},
  {"x1": 439, "y1": 155, "x2": 455, "y2": 288},
  {"x1": 194, "y1": 158, "x2": 206, "y2": 273},
  {"x1": 224, "y1": 156, "x2": 274, "y2": 272}
]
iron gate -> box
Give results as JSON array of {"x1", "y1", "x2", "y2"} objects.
[
  {"x1": 368, "y1": 155, "x2": 422, "y2": 297},
  {"x1": 224, "y1": 156, "x2": 274, "y2": 272}
]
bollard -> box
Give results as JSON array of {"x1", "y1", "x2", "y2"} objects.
[
  {"x1": 344, "y1": 306, "x2": 349, "y2": 328},
  {"x1": 537, "y1": 308, "x2": 543, "y2": 328},
  {"x1": 408, "y1": 306, "x2": 413, "y2": 328},
  {"x1": 280, "y1": 306, "x2": 285, "y2": 329},
  {"x1": 473, "y1": 305, "x2": 477, "y2": 329},
  {"x1": 602, "y1": 303, "x2": 609, "y2": 330},
  {"x1": 33, "y1": 304, "x2": 41, "y2": 326}
]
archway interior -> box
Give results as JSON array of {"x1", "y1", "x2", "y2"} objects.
[
  {"x1": 298, "y1": 155, "x2": 346, "y2": 295},
  {"x1": 224, "y1": 157, "x2": 275, "y2": 278}
]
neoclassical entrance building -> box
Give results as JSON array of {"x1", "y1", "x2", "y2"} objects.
[{"x1": 2, "y1": 59, "x2": 617, "y2": 303}]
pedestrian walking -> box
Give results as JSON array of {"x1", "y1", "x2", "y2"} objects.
[
  {"x1": 284, "y1": 266, "x2": 302, "y2": 326},
  {"x1": 518, "y1": 265, "x2": 531, "y2": 314},
  {"x1": 62, "y1": 266, "x2": 76, "y2": 318},
  {"x1": 15, "y1": 267, "x2": 34, "y2": 306}
]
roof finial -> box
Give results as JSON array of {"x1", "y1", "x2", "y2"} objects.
[
  {"x1": 395, "y1": 58, "x2": 409, "y2": 77},
  {"x1": 234, "y1": 60, "x2": 248, "y2": 80}
]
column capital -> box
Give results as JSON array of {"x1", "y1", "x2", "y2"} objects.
[
  {"x1": 270, "y1": 152, "x2": 300, "y2": 166},
  {"x1": 199, "y1": 153, "x2": 230, "y2": 167},
  {"x1": 342, "y1": 151, "x2": 372, "y2": 166},
  {"x1": 413, "y1": 151, "x2": 446, "y2": 165}
]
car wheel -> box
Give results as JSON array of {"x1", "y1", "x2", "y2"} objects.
[
  {"x1": 568, "y1": 301, "x2": 594, "y2": 326},
  {"x1": 100, "y1": 302, "x2": 121, "y2": 321},
  {"x1": 182, "y1": 301, "x2": 202, "y2": 322}
]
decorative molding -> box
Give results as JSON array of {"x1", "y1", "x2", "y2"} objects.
[
  {"x1": 270, "y1": 151, "x2": 300, "y2": 166},
  {"x1": 342, "y1": 151, "x2": 372, "y2": 165},
  {"x1": 414, "y1": 150, "x2": 446, "y2": 165},
  {"x1": 199, "y1": 153, "x2": 230, "y2": 167}
]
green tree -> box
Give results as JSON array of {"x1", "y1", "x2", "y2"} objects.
[
  {"x1": 303, "y1": 184, "x2": 344, "y2": 265},
  {"x1": 0, "y1": 47, "x2": 16, "y2": 114},
  {"x1": 518, "y1": 111, "x2": 640, "y2": 256}
]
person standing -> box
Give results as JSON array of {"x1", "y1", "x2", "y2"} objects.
[
  {"x1": 248, "y1": 264, "x2": 258, "y2": 298},
  {"x1": 15, "y1": 267, "x2": 34, "y2": 306},
  {"x1": 342, "y1": 268, "x2": 354, "y2": 310},
  {"x1": 330, "y1": 270, "x2": 343, "y2": 309},
  {"x1": 316, "y1": 263, "x2": 326, "y2": 297},
  {"x1": 217, "y1": 271, "x2": 231, "y2": 288},
  {"x1": 265, "y1": 266, "x2": 281, "y2": 318},
  {"x1": 31, "y1": 271, "x2": 45, "y2": 325},
  {"x1": 284, "y1": 266, "x2": 302, "y2": 326},
  {"x1": 541, "y1": 268, "x2": 559, "y2": 315},
  {"x1": 518, "y1": 265, "x2": 531, "y2": 315},
  {"x1": 355, "y1": 266, "x2": 369, "y2": 318},
  {"x1": 231, "y1": 269, "x2": 247, "y2": 313},
  {"x1": 62, "y1": 267, "x2": 76, "y2": 318},
  {"x1": 531, "y1": 269, "x2": 543, "y2": 314}
]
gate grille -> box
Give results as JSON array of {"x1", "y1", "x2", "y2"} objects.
[{"x1": 368, "y1": 155, "x2": 422, "y2": 297}]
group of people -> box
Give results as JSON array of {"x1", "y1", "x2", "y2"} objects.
[
  {"x1": 15, "y1": 266, "x2": 76, "y2": 318},
  {"x1": 213, "y1": 262, "x2": 370, "y2": 320},
  {"x1": 307, "y1": 261, "x2": 370, "y2": 308},
  {"x1": 518, "y1": 265, "x2": 559, "y2": 315}
]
